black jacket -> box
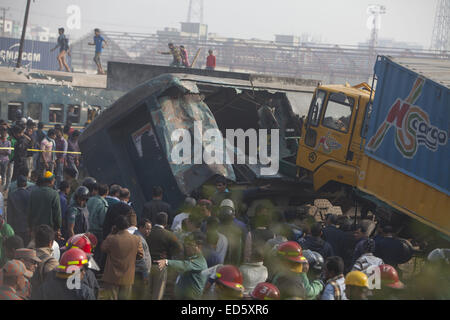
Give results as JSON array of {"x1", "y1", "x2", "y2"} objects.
[
  {"x1": 7, "y1": 187, "x2": 31, "y2": 234},
  {"x1": 300, "y1": 236, "x2": 335, "y2": 259},
  {"x1": 142, "y1": 199, "x2": 172, "y2": 225},
  {"x1": 32, "y1": 270, "x2": 96, "y2": 300}
]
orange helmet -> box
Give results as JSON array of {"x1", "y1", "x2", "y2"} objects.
[
  {"x1": 379, "y1": 264, "x2": 404, "y2": 289},
  {"x1": 251, "y1": 282, "x2": 280, "y2": 300},
  {"x1": 65, "y1": 234, "x2": 93, "y2": 255},
  {"x1": 277, "y1": 241, "x2": 307, "y2": 263},
  {"x1": 57, "y1": 248, "x2": 88, "y2": 273},
  {"x1": 215, "y1": 265, "x2": 244, "y2": 292}
]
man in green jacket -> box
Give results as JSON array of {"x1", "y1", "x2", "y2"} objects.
[
  {"x1": 0, "y1": 216, "x2": 15, "y2": 267},
  {"x1": 156, "y1": 232, "x2": 208, "y2": 300},
  {"x1": 87, "y1": 184, "x2": 109, "y2": 238},
  {"x1": 87, "y1": 183, "x2": 109, "y2": 264},
  {"x1": 27, "y1": 171, "x2": 62, "y2": 239}
]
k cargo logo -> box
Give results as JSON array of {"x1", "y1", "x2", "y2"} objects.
[
  {"x1": 367, "y1": 77, "x2": 448, "y2": 158},
  {"x1": 315, "y1": 132, "x2": 342, "y2": 154}
]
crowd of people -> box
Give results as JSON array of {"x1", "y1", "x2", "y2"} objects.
[
  {"x1": 0, "y1": 117, "x2": 81, "y2": 196},
  {"x1": 0, "y1": 164, "x2": 448, "y2": 300}
]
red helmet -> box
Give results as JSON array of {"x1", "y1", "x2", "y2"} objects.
[
  {"x1": 65, "y1": 234, "x2": 92, "y2": 255},
  {"x1": 277, "y1": 241, "x2": 307, "y2": 263},
  {"x1": 215, "y1": 265, "x2": 244, "y2": 292},
  {"x1": 379, "y1": 264, "x2": 404, "y2": 289},
  {"x1": 57, "y1": 248, "x2": 88, "y2": 273},
  {"x1": 251, "y1": 282, "x2": 280, "y2": 300},
  {"x1": 84, "y1": 232, "x2": 98, "y2": 248}
]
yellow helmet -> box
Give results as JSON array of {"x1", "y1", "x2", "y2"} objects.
[{"x1": 345, "y1": 271, "x2": 369, "y2": 288}]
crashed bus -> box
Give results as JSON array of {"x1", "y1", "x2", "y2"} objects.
[{"x1": 79, "y1": 72, "x2": 318, "y2": 215}]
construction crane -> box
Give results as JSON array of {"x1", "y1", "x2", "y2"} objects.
[
  {"x1": 187, "y1": 0, "x2": 204, "y2": 24},
  {"x1": 367, "y1": 4, "x2": 386, "y2": 50},
  {"x1": 431, "y1": 0, "x2": 450, "y2": 52}
]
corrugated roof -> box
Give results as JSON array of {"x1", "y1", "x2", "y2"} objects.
[{"x1": 390, "y1": 56, "x2": 450, "y2": 89}]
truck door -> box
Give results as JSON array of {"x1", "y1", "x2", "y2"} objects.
[{"x1": 299, "y1": 90, "x2": 356, "y2": 171}]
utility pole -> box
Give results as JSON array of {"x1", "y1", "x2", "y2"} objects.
[
  {"x1": 16, "y1": 0, "x2": 32, "y2": 68},
  {"x1": 1, "y1": 7, "x2": 10, "y2": 37}
]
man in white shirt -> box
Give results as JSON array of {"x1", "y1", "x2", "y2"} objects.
[
  {"x1": 239, "y1": 248, "x2": 268, "y2": 296},
  {"x1": 352, "y1": 239, "x2": 384, "y2": 275},
  {"x1": 171, "y1": 197, "x2": 196, "y2": 232}
]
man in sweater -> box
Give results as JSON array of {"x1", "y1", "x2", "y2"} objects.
[{"x1": 101, "y1": 215, "x2": 143, "y2": 300}]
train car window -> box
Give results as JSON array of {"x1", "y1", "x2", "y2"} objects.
[
  {"x1": 28, "y1": 102, "x2": 42, "y2": 121},
  {"x1": 49, "y1": 104, "x2": 64, "y2": 123},
  {"x1": 8, "y1": 102, "x2": 24, "y2": 121},
  {"x1": 67, "y1": 104, "x2": 80, "y2": 124},
  {"x1": 87, "y1": 105, "x2": 101, "y2": 124}
]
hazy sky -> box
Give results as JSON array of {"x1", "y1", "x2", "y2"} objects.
[{"x1": 3, "y1": 0, "x2": 438, "y2": 47}]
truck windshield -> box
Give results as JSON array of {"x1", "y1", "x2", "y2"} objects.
[{"x1": 322, "y1": 93, "x2": 354, "y2": 133}]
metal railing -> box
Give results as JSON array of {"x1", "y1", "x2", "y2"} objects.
[{"x1": 68, "y1": 31, "x2": 450, "y2": 84}]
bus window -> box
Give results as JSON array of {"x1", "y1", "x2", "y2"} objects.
[
  {"x1": 49, "y1": 104, "x2": 64, "y2": 123},
  {"x1": 67, "y1": 104, "x2": 80, "y2": 124},
  {"x1": 28, "y1": 102, "x2": 42, "y2": 121},
  {"x1": 87, "y1": 105, "x2": 101, "y2": 124},
  {"x1": 8, "y1": 102, "x2": 24, "y2": 121}
]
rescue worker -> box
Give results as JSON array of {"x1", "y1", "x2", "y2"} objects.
[
  {"x1": 302, "y1": 249, "x2": 324, "y2": 279},
  {"x1": 66, "y1": 186, "x2": 90, "y2": 239},
  {"x1": 344, "y1": 270, "x2": 370, "y2": 300},
  {"x1": 250, "y1": 282, "x2": 280, "y2": 300},
  {"x1": 272, "y1": 241, "x2": 324, "y2": 300},
  {"x1": 32, "y1": 248, "x2": 96, "y2": 300},
  {"x1": 214, "y1": 265, "x2": 245, "y2": 300},
  {"x1": 63, "y1": 234, "x2": 100, "y2": 298},
  {"x1": 370, "y1": 264, "x2": 405, "y2": 300}
]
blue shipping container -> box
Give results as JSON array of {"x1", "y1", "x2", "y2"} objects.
[
  {"x1": 365, "y1": 56, "x2": 449, "y2": 195},
  {"x1": 0, "y1": 36, "x2": 71, "y2": 71}
]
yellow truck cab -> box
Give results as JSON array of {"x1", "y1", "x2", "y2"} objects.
[
  {"x1": 297, "y1": 82, "x2": 372, "y2": 191},
  {"x1": 296, "y1": 56, "x2": 450, "y2": 240}
]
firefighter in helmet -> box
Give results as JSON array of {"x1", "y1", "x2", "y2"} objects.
[{"x1": 272, "y1": 241, "x2": 324, "y2": 300}]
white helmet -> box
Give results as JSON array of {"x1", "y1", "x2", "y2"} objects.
[
  {"x1": 427, "y1": 248, "x2": 450, "y2": 264},
  {"x1": 220, "y1": 199, "x2": 235, "y2": 210}
]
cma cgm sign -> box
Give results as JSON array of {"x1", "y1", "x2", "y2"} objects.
[
  {"x1": 66, "y1": 5, "x2": 81, "y2": 30},
  {"x1": 0, "y1": 43, "x2": 41, "y2": 62}
]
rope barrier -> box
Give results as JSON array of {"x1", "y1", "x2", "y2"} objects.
[{"x1": 0, "y1": 147, "x2": 82, "y2": 155}]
